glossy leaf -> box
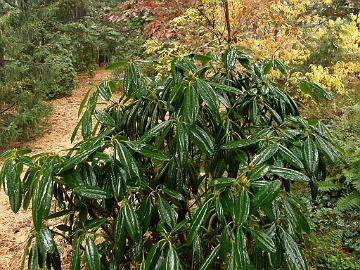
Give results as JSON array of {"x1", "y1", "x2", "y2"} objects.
[
  {"x1": 271, "y1": 166, "x2": 310, "y2": 182},
  {"x1": 251, "y1": 180, "x2": 281, "y2": 210},
  {"x1": 251, "y1": 229, "x2": 276, "y2": 253},
  {"x1": 187, "y1": 200, "x2": 211, "y2": 244},
  {"x1": 233, "y1": 189, "x2": 250, "y2": 227},
  {"x1": 85, "y1": 238, "x2": 101, "y2": 270},
  {"x1": 189, "y1": 125, "x2": 214, "y2": 156},
  {"x1": 281, "y1": 228, "x2": 308, "y2": 270},
  {"x1": 123, "y1": 202, "x2": 142, "y2": 242},
  {"x1": 165, "y1": 247, "x2": 183, "y2": 270},
  {"x1": 199, "y1": 245, "x2": 220, "y2": 270},
  {"x1": 196, "y1": 78, "x2": 219, "y2": 112},
  {"x1": 73, "y1": 185, "x2": 112, "y2": 199},
  {"x1": 182, "y1": 84, "x2": 199, "y2": 124},
  {"x1": 302, "y1": 138, "x2": 319, "y2": 175},
  {"x1": 158, "y1": 196, "x2": 176, "y2": 229},
  {"x1": 253, "y1": 143, "x2": 279, "y2": 166}
]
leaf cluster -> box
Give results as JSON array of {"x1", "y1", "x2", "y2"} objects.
[{"x1": 0, "y1": 48, "x2": 343, "y2": 269}]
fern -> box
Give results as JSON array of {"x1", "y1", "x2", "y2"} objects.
[
  {"x1": 318, "y1": 180, "x2": 341, "y2": 192},
  {"x1": 335, "y1": 193, "x2": 360, "y2": 211}
]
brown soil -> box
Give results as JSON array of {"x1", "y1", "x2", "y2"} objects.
[{"x1": 0, "y1": 69, "x2": 111, "y2": 270}]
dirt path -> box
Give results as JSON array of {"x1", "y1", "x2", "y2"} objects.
[{"x1": 0, "y1": 69, "x2": 111, "y2": 269}]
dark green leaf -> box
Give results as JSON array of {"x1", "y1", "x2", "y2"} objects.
[
  {"x1": 251, "y1": 180, "x2": 281, "y2": 210},
  {"x1": 165, "y1": 247, "x2": 183, "y2": 270},
  {"x1": 73, "y1": 185, "x2": 112, "y2": 199},
  {"x1": 299, "y1": 79, "x2": 331, "y2": 100},
  {"x1": 95, "y1": 109, "x2": 115, "y2": 127},
  {"x1": 36, "y1": 226, "x2": 56, "y2": 255},
  {"x1": 187, "y1": 200, "x2": 211, "y2": 244},
  {"x1": 28, "y1": 243, "x2": 39, "y2": 270},
  {"x1": 114, "y1": 211, "x2": 126, "y2": 256},
  {"x1": 209, "y1": 178, "x2": 236, "y2": 189},
  {"x1": 233, "y1": 189, "x2": 250, "y2": 227},
  {"x1": 234, "y1": 229, "x2": 250, "y2": 269},
  {"x1": 274, "y1": 59, "x2": 288, "y2": 76},
  {"x1": 271, "y1": 166, "x2": 310, "y2": 182},
  {"x1": 140, "y1": 121, "x2": 172, "y2": 143},
  {"x1": 199, "y1": 245, "x2": 220, "y2": 270},
  {"x1": 280, "y1": 228, "x2": 308, "y2": 270},
  {"x1": 247, "y1": 164, "x2": 269, "y2": 181},
  {"x1": 85, "y1": 238, "x2": 101, "y2": 270},
  {"x1": 196, "y1": 78, "x2": 219, "y2": 112},
  {"x1": 279, "y1": 145, "x2": 304, "y2": 169},
  {"x1": 115, "y1": 142, "x2": 141, "y2": 179},
  {"x1": 302, "y1": 138, "x2": 319, "y2": 175},
  {"x1": 182, "y1": 84, "x2": 199, "y2": 124},
  {"x1": 189, "y1": 125, "x2": 214, "y2": 156},
  {"x1": 162, "y1": 189, "x2": 185, "y2": 201},
  {"x1": 251, "y1": 229, "x2": 276, "y2": 253},
  {"x1": 253, "y1": 143, "x2": 279, "y2": 166},
  {"x1": 176, "y1": 123, "x2": 189, "y2": 167},
  {"x1": 123, "y1": 202, "x2": 142, "y2": 242},
  {"x1": 284, "y1": 198, "x2": 310, "y2": 233},
  {"x1": 221, "y1": 138, "x2": 259, "y2": 150},
  {"x1": 158, "y1": 196, "x2": 176, "y2": 229}
]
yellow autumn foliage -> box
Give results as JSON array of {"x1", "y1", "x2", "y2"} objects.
[{"x1": 145, "y1": 0, "x2": 359, "y2": 96}]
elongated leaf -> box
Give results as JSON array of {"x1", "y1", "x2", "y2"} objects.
[
  {"x1": 299, "y1": 79, "x2": 331, "y2": 100},
  {"x1": 196, "y1": 78, "x2": 219, "y2": 112},
  {"x1": 280, "y1": 228, "x2": 308, "y2": 270},
  {"x1": 315, "y1": 136, "x2": 338, "y2": 163},
  {"x1": 144, "y1": 242, "x2": 161, "y2": 270},
  {"x1": 32, "y1": 166, "x2": 54, "y2": 231},
  {"x1": 123, "y1": 202, "x2": 142, "y2": 242},
  {"x1": 234, "y1": 229, "x2": 250, "y2": 269},
  {"x1": 73, "y1": 185, "x2": 112, "y2": 199},
  {"x1": 115, "y1": 142, "x2": 140, "y2": 179},
  {"x1": 279, "y1": 145, "x2": 304, "y2": 169},
  {"x1": 247, "y1": 164, "x2": 269, "y2": 181},
  {"x1": 209, "y1": 82, "x2": 242, "y2": 94},
  {"x1": 302, "y1": 138, "x2": 319, "y2": 175},
  {"x1": 70, "y1": 236, "x2": 82, "y2": 270},
  {"x1": 199, "y1": 245, "x2": 220, "y2": 270},
  {"x1": 284, "y1": 198, "x2": 310, "y2": 233},
  {"x1": 176, "y1": 123, "x2": 189, "y2": 167},
  {"x1": 114, "y1": 211, "x2": 126, "y2": 256},
  {"x1": 110, "y1": 161, "x2": 124, "y2": 201},
  {"x1": 4, "y1": 160, "x2": 22, "y2": 213},
  {"x1": 140, "y1": 121, "x2": 171, "y2": 143},
  {"x1": 158, "y1": 196, "x2": 176, "y2": 229},
  {"x1": 251, "y1": 229, "x2": 276, "y2": 253},
  {"x1": 274, "y1": 59, "x2": 288, "y2": 75},
  {"x1": 271, "y1": 166, "x2": 310, "y2": 182},
  {"x1": 253, "y1": 143, "x2": 279, "y2": 166},
  {"x1": 263, "y1": 59, "x2": 273, "y2": 75},
  {"x1": 182, "y1": 84, "x2": 199, "y2": 124},
  {"x1": 221, "y1": 138, "x2": 259, "y2": 150},
  {"x1": 162, "y1": 189, "x2": 185, "y2": 201},
  {"x1": 187, "y1": 200, "x2": 211, "y2": 244},
  {"x1": 233, "y1": 189, "x2": 250, "y2": 227},
  {"x1": 85, "y1": 238, "x2": 101, "y2": 270},
  {"x1": 28, "y1": 243, "x2": 39, "y2": 270},
  {"x1": 95, "y1": 109, "x2": 115, "y2": 127},
  {"x1": 251, "y1": 180, "x2": 281, "y2": 210},
  {"x1": 126, "y1": 142, "x2": 169, "y2": 161},
  {"x1": 209, "y1": 178, "x2": 236, "y2": 189},
  {"x1": 36, "y1": 226, "x2": 56, "y2": 255},
  {"x1": 166, "y1": 247, "x2": 183, "y2": 270},
  {"x1": 57, "y1": 143, "x2": 100, "y2": 174},
  {"x1": 189, "y1": 125, "x2": 214, "y2": 156}
]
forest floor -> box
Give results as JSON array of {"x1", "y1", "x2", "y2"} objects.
[{"x1": 0, "y1": 69, "x2": 111, "y2": 269}]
